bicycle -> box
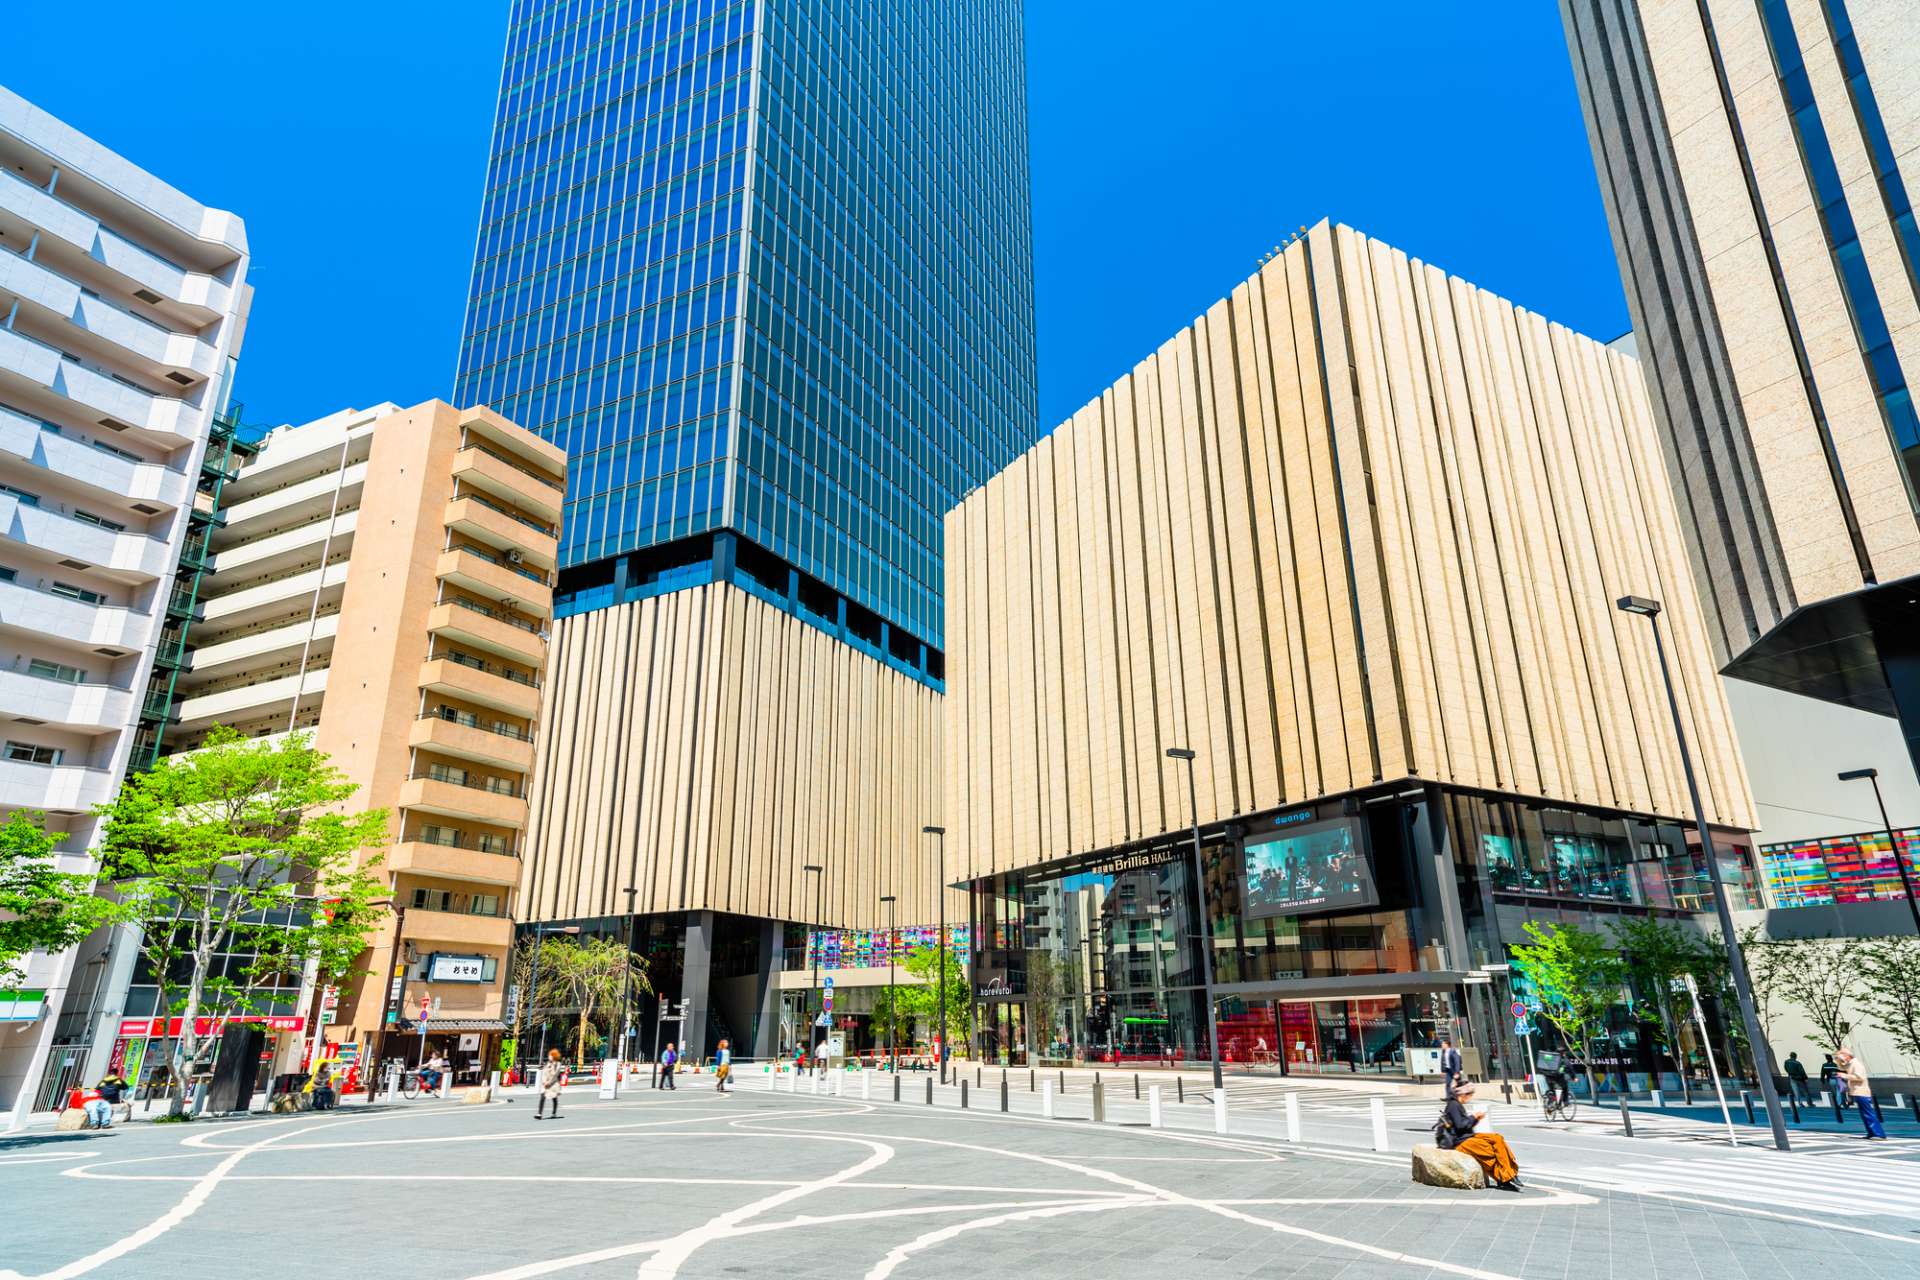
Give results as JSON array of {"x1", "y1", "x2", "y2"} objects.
[{"x1": 1541, "y1": 1087, "x2": 1577, "y2": 1122}]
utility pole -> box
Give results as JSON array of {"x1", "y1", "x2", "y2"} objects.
[
  {"x1": 803, "y1": 864, "x2": 824, "y2": 1070},
  {"x1": 369, "y1": 901, "x2": 406, "y2": 1098}
]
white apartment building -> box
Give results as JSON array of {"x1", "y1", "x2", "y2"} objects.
[{"x1": 0, "y1": 88, "x2": 249, "y2": 1119}]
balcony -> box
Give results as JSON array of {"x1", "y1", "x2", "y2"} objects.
[
  {"x1": 417, "y1": 655, "x2": 541, "y2": 718},
  {"x1": 426, "y1": 599, "x2": 545, "y2": 667},
  {"x1": 210, "y1": 508, "x2": 356, "y2": 579},
  {"x1": 0, "y1": 495, "x2": 174, "y2": 581},
  {"x1": 445, "y1": 495, "x2": 558, "y2": 570},
  {"x1": 175, "y1": 665, "x2": 327, "y2": 732},
  {"x1": 54, "y1": 359, "x2": 192, "y2": 440},
  {"x1": 72, "y1": 293, "x2": 217, "y2": 382},
  {"x1": 187, "y1": 612, "x2": 337, "y2": 676},
  {"x1": 221, "y1": 460, "x2": 367, "y2": 531},
  {"x1": 385, "y1": 839, "x2": 520, "y2": 887},
  {"x1": 0, "y1": 578, "x2": 149, "y2": 652},
  {"x1": 397, "y1": 774, "x2": 528, "y2": 830},
  {"x1": 436, "y1": 546, "x2": 551, "y2": 617},
  {"x1": 0, "y1": 403, "x2": 191, "y2": 511},
  {"x1": 0, "y1": 668, "x2": 134, "y2": 733},
  {"x1": 409, "y1": 714, "x2": 534, "y2": 772},
  {"x1": 397, "y1": 908, "x2": 514, "y2": 950},
  {"x1": 199, "y1": 560, "x2": 348, "y2": 628},
  {"x1": 451, "y1": 445, "x2": 563, "y2": 522},
  {"x1": 0, "y1": 757, "x2": 117, "y2": 813}
]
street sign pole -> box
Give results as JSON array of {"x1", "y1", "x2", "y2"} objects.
[{"x1": 650, "y1": 995, "x2": 666, "y2": 1089}]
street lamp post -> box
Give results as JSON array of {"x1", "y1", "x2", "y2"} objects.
[
  {"x1": 1617, "y1": 595, "x2": 1790, "y2": 1150},
  {"x1": 881, "y1": 894, "x2": 898, "y2": 1074},
  {"x1": 1837, "y1": 767, "x2": 1920, "y2": 936},
  {"x1": 620, "y1": 886, "x2": 640, "y2": 1071},
  {"x1": 525, "y1": 922, "x2": 581, "y2": 1072},
  {"x1": 1165, "y1": 747, "x2": 1224, "y2": 1092},
  {"x1": 803, "y1": 864, "x2": 824, "y2": 1071},
  {"x1": 367, "y1": 899, "x2": 405, "y2": 1098},
  {"x1": 923, "y1": 826, "x2": 947, "y2": 1082}
]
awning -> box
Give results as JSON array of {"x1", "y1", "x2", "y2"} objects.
[{"x1": 417, "y1": 1019, "x2": 507, "y2": 1032}]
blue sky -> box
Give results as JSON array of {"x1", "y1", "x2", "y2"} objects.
[{"x1": 7, "y1": 2, "x2": 1624, "y2": 434}]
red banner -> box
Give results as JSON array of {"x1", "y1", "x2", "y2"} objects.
[{"x1": 117, "y1": 1014, "x2": 306, "y2": 1036}]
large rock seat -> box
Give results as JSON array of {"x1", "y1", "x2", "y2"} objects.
[{"x1": 1411, "y1": 1143, "x2": 1486, "y2": 1190}]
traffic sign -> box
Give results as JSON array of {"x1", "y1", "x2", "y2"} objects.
[
  {"x1": 1509, "y1": 1001, "x2": 1525, "y2": 1018},
  {"x1": 814, "y1": 1011, "x2": 829, "y2": 1027},
  {"x1": 824, "y1": 976, "x2": 835, "y2": 989}
]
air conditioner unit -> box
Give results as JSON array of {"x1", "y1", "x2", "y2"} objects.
[{"x1": 505, "y1": 548, "x2": 524, "y2": 564}]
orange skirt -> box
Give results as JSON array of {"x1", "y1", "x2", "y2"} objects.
[{"x1": 1453, "y1": 1133, "x2": 1519, "y2": 1185}]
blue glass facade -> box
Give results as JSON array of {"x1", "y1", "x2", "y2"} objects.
[{"x1": 455, "y1": 0, "x2": 1037, "y2": 666}]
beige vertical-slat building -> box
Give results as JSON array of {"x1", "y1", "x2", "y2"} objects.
[
  {"x1": 945, "y1": 223, "x2": 1764, "y2": 1073},
  {"x1": 1560, "y1": 0, "x2": 1920, "y2": 766}
]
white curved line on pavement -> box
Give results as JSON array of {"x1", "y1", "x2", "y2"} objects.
[{"x1": 865, "y1": 1198, "x2": 1149, "y2": 1279}]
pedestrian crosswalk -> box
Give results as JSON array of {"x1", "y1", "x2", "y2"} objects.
[{"x1": 1558, "y1": 1149, "x2": 1920, "y2": 1219}]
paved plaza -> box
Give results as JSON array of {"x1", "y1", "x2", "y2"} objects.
[{"x1": 3, "y1": 1075, "x2": 1920, "y2": 1280}]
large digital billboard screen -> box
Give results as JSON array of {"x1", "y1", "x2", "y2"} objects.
[{"x1": 1240, "y1": 818, "x2": 1379, "y2": 919}]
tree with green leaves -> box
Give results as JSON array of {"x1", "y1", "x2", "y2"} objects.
[
  {"x1": 892, "y1": 945, "x2": 972, "y2": 1053},
  {"x1": 94, "y1": 727, "x2": 390, "y2": 1115},
  {"x1": 1612, "y1": 916, "x2": 1707, "y2": 1102},
  {"x1": 1854, "y1": 936, "x2": 1920, "y2": 1064},
  {"x1": 548, "y1": 934, "x2": 649, "y2": 1065},
  {"x1": 1770, "y1": 937, "x2": 1860, "y2": 1052},
  {"x1": 0, "y1": 811, "x2": 109, "y2": 988},
  {"x1": 1510, "y1": 920, "x2": 1624, "y2": 1100}
]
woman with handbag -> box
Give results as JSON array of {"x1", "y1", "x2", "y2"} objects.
[{"x1": 1435, "y1": 1082, "x2": 1525, "y2": 1191}]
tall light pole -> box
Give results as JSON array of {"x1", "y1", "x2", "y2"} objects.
[
  {"x1": 1166, "y1": 747, "x2": 1224, "y2": 1092},
  {"x1": 923, "y1": 826, "x2": 948, "y2": 1082},
  {"x1": 803, "y1": 864, "x2": 824, "y2": 1069},
  {"x1": 881, "y1": 894, "x2": 897, "y2": 1072},
  {"x1": 1617, "y1": 595, "x2": 1789, "y2": 1150},
  {"x1": 620, "y1": 886, "x2": 640, "y2": 1066},
  {"x1": 525, "y1": 922, "x2": 580, "y2": 1070},
  {"x1": 1837, "y1": 767, "x2": 1920, "y2": 936}
]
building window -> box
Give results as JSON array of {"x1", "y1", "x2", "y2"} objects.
[
  {"x1": 0, "y1": 567, "x2": 15, "y2": 583},
  {"x1": 468, "y1": 894, "x2": 502, "y2": 917},
  {"x1": 475, "y1": 833, "x2": 510, "y2": 856},
  {"x1": 412, "y1": 888, "x2": 455, "y2": 912},
  {"x1": 26, "y1": 659, "x2": 85, "y2": 684},
  {"x1": 72, "y1": 510, "x2": 126, "y2": 532},
  {"x1": 50, "y1": 582, "x2": 105, "y2": 605},
  {"x1": 5, "y1": 741, "x2": 63, "y2": 765},
  {"x1": 418, "y1": 825, "x2": 463, "y2": 848},
  {"x1": 1, "y1": 485, "x2": 41, "y2": 507}
]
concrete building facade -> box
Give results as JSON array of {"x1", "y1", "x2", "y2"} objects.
[
  {"x1": 0, "y1": 88, "x2": 249, "y2": 1116},
  {"x1": 135, "y1": 401, "x2": 564, "y2": 1083},
  {"x1": 944, "y1": 224, "x2": 1764, "y2": 1076},
  {"x1": 1560, "y1": 1, "x2": 1920, "y2": 782}
]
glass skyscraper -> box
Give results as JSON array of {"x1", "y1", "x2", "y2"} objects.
[{"x1": 454, "y1": 0, "x2": 1038, "y2": 671}]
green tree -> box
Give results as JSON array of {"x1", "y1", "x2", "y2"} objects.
[
  {"x1": 893, "y1": 945, "x2": 972, "y2": 1053},
  {"x1": 0, "y1": 811, "x2": 109, "y2": 986},
  {"x1": 1854, "y1": 937, "x2": 1920, "y2": 1064},
  {"x1": 868, "y1": 983, "x2": 911, "y2": 1059},
  {"x1": 1511, "y1": 920, "x2": 1623, "y2": 1100},
  {"x1": 1612, "y1": 916, "x2": 1706, "y2": 1101},
  {"x1": 547, "y1": 934, "x2": 649, "y2": 1065},
  {"x1": 1771, "y1": 937, "x2": 1859, "y2": 1052},
  {"x1": 95, "y1": 727, "x2": 390, "y2": 1115}
]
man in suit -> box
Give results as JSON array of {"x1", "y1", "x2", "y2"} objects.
[{"x1": 1440, "y1": 1037, "x2": 1464, "y2": 1097}]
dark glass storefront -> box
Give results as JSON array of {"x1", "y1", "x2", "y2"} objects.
[{"x1": 965, "y1": 783, "x2": 1761, "y2": 1079}]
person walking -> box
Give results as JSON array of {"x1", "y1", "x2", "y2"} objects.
[
  {"x1": 1435, "y1": 1082, "x2": 1525, "y2": 1191},
  {"x1": 659, "y1": 1041, "x2": 678, "y2": 1091},
  {"x1": 714, "y1": 1039, "x2": 733, "y2": 1095},
  {"x1": 534, "y1": 1048, "x2": 566, "y2": 1120},
  {"x1": 1439, "y1": 1037, "x2": 1464, "y2": 1097},
  {"x1": 1836, "y1": 1050, "x2": 1886, "y2": 1139},
  {"x1": 1820, "y1": 1053, "x2": 1849, "y2": 1108},
  {"x1": 1783, "y1": 1052, "x2": 1812, "y2": 1104}
]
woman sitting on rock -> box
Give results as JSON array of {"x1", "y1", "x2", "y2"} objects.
[{"x1": 1436, "y1": 1082, "x2": 1525, "y2": 1191}]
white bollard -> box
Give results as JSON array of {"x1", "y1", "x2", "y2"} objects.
[
  {"x1": 1652, "y1": 1089, "x2": 1665, "y2": 1108},
  {"x1": 1896, "y1": 1092, "x2": 1908, "y2": 1109},
  {"x1": 786, "y1": 1068, "x2": 796, "y2": 1093},
  {"x1": 810, "y1": 1071, "x2": 820, "y2": 1096},
  {"x1": 1284, "y1": 1092, "x2": 1301, "y2": 1143},
  {"x1": 1213, "y1": 1089, "x2": 1228, "y2": 1135},
  {"x1": 862, "y1": 1071, "x2": 872, "y2": 1100},
  {"x1": 1370, "y1": 1096, "x2": 1389, "y2": 1152},
  {"x1": 597, "y1": 1059, "x2": 617, "y2": 1100},
  {"x1": 833, "y1": 1072, "x2": 844, "y2": 1098},
  {"x1": 386, "y1": 1066, "x2": 400, "y2": 1103},
  {"x1": 1042, "y1": 1080, "x2": 1055, "y2": 1119},
  {"x1": 1148, "y1": 1085, "x2": 1163, "y2": 1129},
  {"x1": 441, "y1": 1072, "x2": 452, "y2": 1100},
  {"x1": 489, "y1": 1070, "x2": 502, "y2": 1091}
]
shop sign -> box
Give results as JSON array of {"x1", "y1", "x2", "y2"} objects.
[
  {"x1": 0, "y1": 989, "x2": 47, "y2": 1022},
  {"x1": 117, "y1": 1015, "x2": 306, "y2": 1036},
  {"x1": 458, "y1": 1033, "x2": 481, "y2": 1052},
  {"x1": 428, "y1": 954, "x2": 488, "y2": 983},
  {"x1": 1273, "y1": 806, "x2": 1319, "y2": 828}
]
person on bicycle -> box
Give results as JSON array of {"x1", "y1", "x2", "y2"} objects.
[{"x1": 1535, "y1": 1051, "x2": 1572, "y2": 1114}]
